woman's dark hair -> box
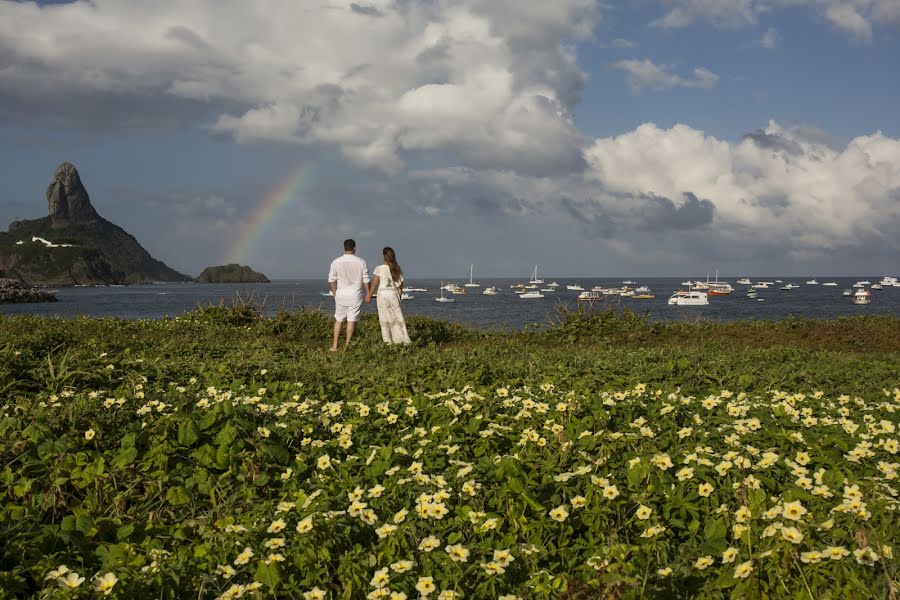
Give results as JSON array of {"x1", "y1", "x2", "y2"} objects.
[{"x1": 383, "y1": 247, "x2": 402, "y2": 284}]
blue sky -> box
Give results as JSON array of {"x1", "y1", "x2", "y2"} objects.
[{"x1": 1, "y1": 0, "x2": 899, "y2": 278}]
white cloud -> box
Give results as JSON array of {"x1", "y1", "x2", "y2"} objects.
[
  {"x1": 823, "y1": 2, "x2": 873, "y2": 41},
  {"x1": 759, "y1": 26, "x2": 779, "y2": 48},
  {"x1": 613, "y1": 59, "x2": 719, "y2": 92},
  {"x1": 0, "y1": 0, "x2": 597, "y2": 174},
  {"x1": 652, "y1": 0, "x2": 761, "y2": 28}
]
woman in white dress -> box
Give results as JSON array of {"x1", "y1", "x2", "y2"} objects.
[{"x1": 365, "y1": 247, "x2": 411, "y2": 345}]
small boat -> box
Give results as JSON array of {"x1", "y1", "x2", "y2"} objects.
[
  {"x1": 852, "y1": 282, "x2": 867, "y2": 288},
  {"x1": 681, "y1": 281, "x2": 693, "y2": 286},
  {"x1": 619, "y1": 289, "x2": 635, "y2": 297},
  {"x1": 436, "y1": 282, "x2": 455, "y2": 303},
  {"x1": 578, "y1": 291, "x2": 602, "y2": 301},
  {"x1": 566, "y1": 284, "x2": 585, "y2": 291},
  {"x1": 747, "y1": 289, "x2": 757, "y2": 299},
  {"x1": 780, "y1": 283, "x2": 800, "y2": 290},
  {"x1": 635, "y1": 285, "x2": 651, "y2": 293},
  {"x1": 752, "y1": 282, "x2": 769, "y2": 289},
  {"x1": 737, "y1": 277, "x2": 751, "y2": 285},
  {"x1": 775, "y1": 280, "x2": 783, "y2": 283},
  {"x1": 822, "y1": 282, "x2": 838, "y2": 286},
  {"x1": 806, "y1": 279, "x2": 819, "y2": 285},
  {"x1": 631, "y1": 294, "x2": 655, "y2": 299},
  {"x1": 519, "y1": 291, "x2": 544, "y2": 299},
  {"x1": 540, "y1": 288, "x2": 555, "y2": 293},
  {"x1": 871, "y1": 283, "x2": 883, "y2": 290},
  {"x1": 842, "y1": 289, "x2": 852, "y2": 296},
  {"x1": 400, "y1": 293, "x2": 414, "y2": 300},
  {"x1": 464, "y1": 264, "x2": 480, "y2": 288},
  {"x1": 622, "y1": 280, "x2": 636, "y2": 285},
  {"x1": 668, "y1": 289, "x2": 709, "y2": 306},
  {"x1": 482, "y1": 287, "x2": 498, "y2": 295},
  {"x1": 857, "y1": 280, "x2": 871, "y2": 285},
  {"x1": 529, "y1": 265, "x2": 544, "y2": 285},
  {"x1": 548, "y1": 282, "x2": 559, "y2": 288},
  {"x1": 878, "y1": 276, "x2": 898, "y2": 286},
  {"x1": 852, "y1": 289, "x2": 871, "y2": 305},
  {"x1": 708, "y1": 283, "x2": 733, "y2": 296}
]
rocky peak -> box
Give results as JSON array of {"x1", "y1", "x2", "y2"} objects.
[{"x1": 46, "y1": 162, "x2": 100, "y2": 227}]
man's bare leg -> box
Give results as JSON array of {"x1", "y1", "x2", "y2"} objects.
[
  {"x1": 331, "y1": 320, "x2": 342, "y2": 351},
  {"x1": 345, "y1": 321, "x2": 356, "y2": 347}
]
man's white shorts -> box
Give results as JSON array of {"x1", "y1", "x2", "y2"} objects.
[{"x1": 334, "y1": 301, "x2": 362, "y2": 322}]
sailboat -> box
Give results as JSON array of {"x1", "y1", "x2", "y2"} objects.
[
  {"x1": 529, "y1": 265, "x2": 543, "y2": 285},
  {"x1": 464, "y1": 264, "x2": 480, "y2": 288},
  {"x1": 435, "y1": 282, "x2": 455, "y2": 303}
]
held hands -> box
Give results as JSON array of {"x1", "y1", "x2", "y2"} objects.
[{"x1": 365, "y1": 294, "x2": 372, "y2": 304}]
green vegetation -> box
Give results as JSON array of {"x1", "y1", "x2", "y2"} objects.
[
  {"x1": 197, "y1": 264, "x2": 270, "y2": 284},
  {"x1": 0, "y1": 217, "x2": 188, "y2": 285},
  {"x1": 1, "y1": 306, "x2": 898, "y2": 598}
]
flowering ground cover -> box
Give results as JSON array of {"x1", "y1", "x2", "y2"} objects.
[{"x1": 1, "y1": 308, "x2": 898, "y2": 598}]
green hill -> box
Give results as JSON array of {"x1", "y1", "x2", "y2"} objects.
[{"x1": 196, "y1": 263, "x2": 270, "y2": 283}]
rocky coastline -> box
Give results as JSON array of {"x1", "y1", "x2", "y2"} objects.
[{"x1": 0, "y1": 278, "x2": 57, "y2": 304}]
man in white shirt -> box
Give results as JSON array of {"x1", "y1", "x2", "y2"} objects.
[{"x1": 328, "y1": 239, "x2": 371, "y2": 351}]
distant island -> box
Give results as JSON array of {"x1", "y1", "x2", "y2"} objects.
[
  {"x1": 0, "y1": 163, "x2": 190, "y2": 286},
  {"x1": 196, "y1": 264, "x2": 270, "y2": 283},
  {"x1": 0, "y1": 277, "x2": 57, "y2": 304}
]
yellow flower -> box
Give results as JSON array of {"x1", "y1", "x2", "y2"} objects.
[
  {"x1": 722, "y1": 547, "x2": 738, "y2": 564},
  {"x1": 493, "y1": 548, "x2": 514, "y2": 566},
  {"x1": 445, "y1": 544, "x2": 470, "y2": 562},
  {"x1": 571, "y1": 495, "x2": 587, "y2": 509},
  {"x1": 657, "y1": 567, "x2": 672, "y2": 576},
  {"x1": 370, "y1": 567, "x2": 390, "y2": 589},
  {"x1": 602, "y1": 485, "x2": 620, "y2": 499},
  {"x1": 694, "y1": 556, "x2": 714, "y2": 570},
  {"x1": 317, "y1": 455, "x2": 331, "y2": 470},
  {"x1": 698, "y1": 483, "x2": 714, "y2": 497},
  {"x1": 303, "y1": 588, "x2": 326, "y2": 600},
  {"x1": 824, "y1": 546, "x2": 849, "y2": 560},
  {"x1": 549, "y1": 505, "x2": 570, "y2": 522},
  {"x1": 57, "y1": 572, "x2": 85, "y2": 589},
  {"x1": 390, "y1": 560, "x2": 414, "y2": 573},
  {"x1": 296, "y1": 516, "x2": 314, "y2": 533},
  {"x1": 782, "y1": 500, "x2": 807, "y2": 521},
  {"x1": 84, "y1": 429, "x2": 96, "y2": 440},
  {"x1": 781, "y1": 526, "x2": 804, "y2": 544},
  {"x1": 234, "y1": 547, "x2": 254, "y2": 565},
  {"x1": 733, "y1": 560, "x2": 753, "y2": 579},
  {"x1": 419, "y1": 536, "x2": 441, "y2": 552},
  {"x1": 635, "y1": 505, "x2": 652, "y2": 520},
  {"x1": 415, "y1": 576, "x2": 435, "y2": 596},
  {"x1": 734, "y1": 506, "x2": 752, "y2": 523},
  {"x1": 267, "y1": 518, "x2": 286, "y2": 533},
  {"x1": 676, "y1": 467, "x2": 694, "y2": 481},
  {"x1": 265, "y1": 537, "x2": 285, "y2": 549},
  {"x1": 800, "y1": 551, "x2": 823, "y2": 564}
]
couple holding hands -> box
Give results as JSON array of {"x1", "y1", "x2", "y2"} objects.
[{"x1": 327, "y1": 239, "x2": 411, "y2": 351}]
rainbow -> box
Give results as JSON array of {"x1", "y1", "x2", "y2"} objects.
[{"x1": 225, "y1": 164, "x2": 310, "y2": 265}]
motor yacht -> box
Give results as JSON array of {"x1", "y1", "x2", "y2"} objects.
[
  {"x1": 822, "y1": 282, "x2": 838, "y2": 286},
  {"x1": 668, "y1": 290, "x2": 709, "y2": 306},
  {"x1": 482, "y1": 287, "x2": 498, "y2": 295},
  {"x1": 519, "y1": 290, "x2": 544, "y2": 299},
  {"x1": 737, "y1": 277, "x2": 751, "y2": 285},
  {"x1": 852, "y1": 289, "x2": 871, "y2": 305},
  {"x1": 566, "y1": 284, "x2": 585, "y2": 291},
  {"x1": 806, "y1": 279, "x2": 819, "y2": 285},
  {"x1": 578, "y1": 291, "x2": 602, "y2": 301}
]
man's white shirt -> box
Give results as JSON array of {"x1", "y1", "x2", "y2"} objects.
[{"x1": 328, "y1": 254, "x2": 370, "y2": 304}]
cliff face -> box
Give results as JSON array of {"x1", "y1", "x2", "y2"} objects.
[
  {"x1": 0, "y1": 163, "x2": 190, "y2": 286},
  {"x1": 47, "y1": 162, "x2": 100, "y2": 228},
  {"x1": 197, "y1": 264, "x2": 270, "y2": 283}
]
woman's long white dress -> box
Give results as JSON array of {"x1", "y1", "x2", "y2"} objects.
[{"x1": 374, "y1": 264, "x2": 411, "y2": 344}]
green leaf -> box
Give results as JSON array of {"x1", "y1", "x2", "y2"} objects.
[
  {"x1": 254, "y1": 561, "x2": 281, "y2": 588},
  {"x1": 116, "y1": 523, "x2": 134, "y2": 540},
  {"x1": 177, "y1": 420, "x2": 200, "y2": 447},
  {"x1": 166, "y1": 486, "x2": 192, "y2": 506},
  {"x1": 111, "y1": 447, "x2": 138, "y2": 469}
]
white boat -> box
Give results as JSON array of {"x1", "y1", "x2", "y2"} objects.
[
  {"x1": 878, "y1": 276, "x2": 898, "y2": 286},
  {"x1": 400, "y1": 293, "x2": 414, "y2": 300},
  {"x1": 681, "y1": 281, "x2": 693, "y2": 286},
  {"x1": 578, "y1": 291, "x2": 602, "y2": 301},
  {"x1": 857, "y1": 280, "x2": 871, "y2": 285},
  {"x1": 871, "y1": 283, "x2": 883, "y2": 290},
  {"x1": 540, "y1": 288, "x2": 555, "y2": 293},
  {"x1": 635, "y1": 285, "x2": 651, "y2": 293},
  {"x1": 529, "y1": 265, "x2": 543, "y2": 285},
  {"x1": 668, "y1": 289, "x2": 709, "y2": 306},
  {"x1": 852, "y1": 282, "x2": 867, "y2": 288},
  {"x1": 482, "y1": 287, "x2": 498, "y2": 295},
  {"x1": 822, "y1": 282, "x2": 838, "y2": 286},
  {"x1": 406, "y1": 287, "x2": 427, "y2": 292},
  {"x1": 622, "y1": 280, "x2": 636, "y2": 285},
  {"x1": 752, "y1": 282, "x2": 769, "y2": 289},
  {"x1": 852, "y1": 289, "x2": 871, "y2": 305},
  {"x1": 619, "y1": 289, "x2": 635, "y2": 297},
  {"x1": 435, "y1": 282, "x2": 455, "y2": 303},
  {"x1": 566, "y1": 284, "x2": 585, "y2": 291},
  {"x1": 548, "y1": 282, "x2": 559, "y2": 288},
  {"x1": 591, "y1": 286, "x2": 605, "y2": 292},
  {"x1": 464, "y1": 264, "x2": 480, "y2": 288},
  {"x1": 519, "y1": 291, "x2": 544, "y2": 299},
  {"x1": 842, "y1": 288, "x2": 853, "y2": 297},
  {"x1": 806, "y1": 279, "x2": 819, "y2": 285},
  {"x1": 737, "y1": 277, "x2": 751, "y2": 285},
  {"x1": 747, "y1": 289, "x2": 758, "y2": 299}
]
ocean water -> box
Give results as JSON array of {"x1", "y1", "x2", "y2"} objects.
[{"x1": 2, "y1": 277, "x2": 898, "y2": 330}]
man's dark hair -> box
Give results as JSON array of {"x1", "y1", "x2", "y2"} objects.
[{"x1": 344, "y1": 239, "x2": 356, "y2": 252}]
